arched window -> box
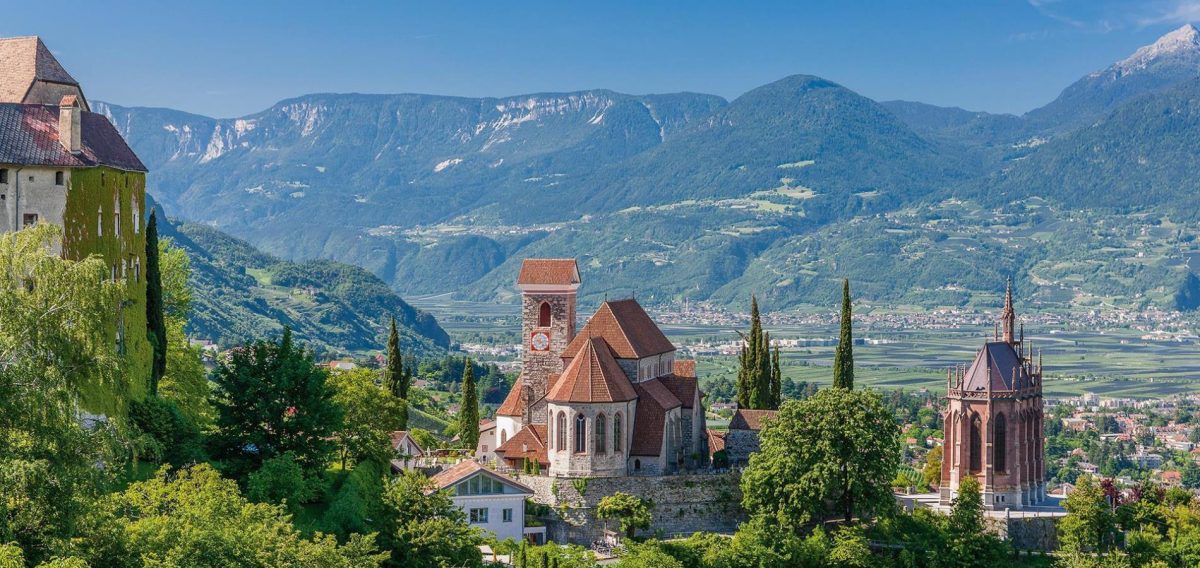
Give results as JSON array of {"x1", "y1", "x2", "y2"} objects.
[
  {"x1": 539, "y1": 302, "x2": 552, "y2": 327},
  {"x1": 994, "y1": 413, "x2": 1007, "y2": 473},
  {"x1": 500, "y1": 430, "x2": 508, "y2": 445},
  {"x1": 614, "y1": 413, "x2": 623, "y2": 453},
  {"x1": 970, "y1": 414, "x2": 982, "y2": 472},
  {"x1": 574, "y1": 414, "x2": 587, "y2": 453},
  {"x1": 595, "y1": 414, "x2": 607, "y2": 454},
  {"x1": 556, "y1": 412, "x2": 566, "y2": 450}
]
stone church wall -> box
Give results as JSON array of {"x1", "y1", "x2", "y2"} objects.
[{"x1": 513, "y1": 471, "x2": 745, "y2": 545}]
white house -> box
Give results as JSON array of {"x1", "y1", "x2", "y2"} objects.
[
  {"x1": 389, "y1": 430, "x2": 426, "y2": 472},
  {"x1": 428, "y1": 461, "x2": 536, "y2": 543},
  {"x1": 476, "y1": 419, "x2": 498, "y2": 463}
]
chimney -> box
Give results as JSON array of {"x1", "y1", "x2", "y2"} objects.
[{"x1": 58, "y1": 95, "x2": 81, "y2": 154}]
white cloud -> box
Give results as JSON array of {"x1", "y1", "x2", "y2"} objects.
[{"x1": 1027, "y1": 0, "x2": 1200, "y2": 32}]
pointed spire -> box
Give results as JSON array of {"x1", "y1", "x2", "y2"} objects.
[{"x1": 1001, "y1": 277, "x2": 1016, "y2": 344}]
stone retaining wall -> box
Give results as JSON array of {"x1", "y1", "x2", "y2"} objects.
[{"x1": 511, "y1": 471, "x2": 745, "y2": 544}]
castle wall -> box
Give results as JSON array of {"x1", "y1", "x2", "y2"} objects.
[
  {"x1": 515, "y1": 471, "x2": 745, "y2": 544},
  {"x1": 0, "y1": 167, "x2": 69, "y2": 250}
]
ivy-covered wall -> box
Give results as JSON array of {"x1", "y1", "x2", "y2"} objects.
[{"x1": 61, "y1": 166, "x2": 150, "y2": 414}]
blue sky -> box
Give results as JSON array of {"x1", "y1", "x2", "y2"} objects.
[{"x1": 5, "y1": 0, "x2": 1198, "y2": 118}]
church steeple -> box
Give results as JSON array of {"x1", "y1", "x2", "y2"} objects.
[{"x1": 1001, "y1": 277, "x2": 1016, "y2": 344}]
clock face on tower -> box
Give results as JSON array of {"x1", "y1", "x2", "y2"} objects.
[{"x1": 530, "y1": 331, "x2": 551, "y2": 351}]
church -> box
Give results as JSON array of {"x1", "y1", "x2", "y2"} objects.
[
  {"x1": 493, "y1": 259, "x2": 707, "y2": 477},
  {"x1": 940, "y1": 281, "x2": 1047, "y2": 509}
]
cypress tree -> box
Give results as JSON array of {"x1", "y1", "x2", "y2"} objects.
[
  {"x1": 736, "y1": 296, "x2": 763, "y2": 408},
  {"x1": 833, "y1": 279, "x2": 855, "y2": 390},
  {"x1": 770, "y1": 345, "x2": 782, "y2": 409},
  {"x1": 458, "y1": 359, "x2": 480, "y2": 451},
  {"x1": 385, "y1": 317, "x2": 406, "y2": 398},
  {"x1": 144, "y1": 210, "x2": 167, "y2": 395}
]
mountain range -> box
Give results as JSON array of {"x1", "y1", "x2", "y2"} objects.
[{"x1": 99, "y1": 24, "x2": 1200, "y2": 312}]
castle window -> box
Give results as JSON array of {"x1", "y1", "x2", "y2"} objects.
[
  {"x1": 97, "y1": 208, "x2": 103, "y2": 236},
  {"x1": 596, "y1": 414, "x2": 607, "y2": 454},
  {"x1": 0, "y1": 168, "x2": 8, "y2": 183},
  {"x1": 135, "y1": 259, "x2": 141, "y2": 283},
  {"x1": 22, "y1": 213, "x2": 37, "y2": 227},
  {"x1": 114, "y1": 211, "x2": 121, "y2": 237},
  {"x1": 613, "y1": 413, "x2": 623, "y2": 453},
  {"x1": 970, "y1": 414, "x2": 982, "y2": 472},
  {"x1": 55, "y1": 171, "x2": 63, "y2": 186},
  {"x1": 539, "y1": 302, "x2": 551, "y2": 327},
  {"x1": 500, "y1": 430, "x2": 508, "y2": 445},
  {"x1": 132, "y1": 199, "x2": 140, "y2": 233},
  {"x1": 556, "y1": 412, "x2": 566, "y2": 450},
  {"x1": 634, "y1": 459, "x2": 641, "y2": 471},
  {"x1": 574, "y1": 414, "x2": 586, "y2": 453},
  {"x1": 994, "y1": 413, "x2": 1007, "y2": 473}
]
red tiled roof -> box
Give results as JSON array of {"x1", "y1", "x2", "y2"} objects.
[
  {"x1": 673, "y1": 360, "x2": 696, "y2": 378},
  {"x1": 427, "y1": 461, "x2": 533, "y2": 494},
  {"x1": 660, "y1": 374, "x2": 699, "y2": 409},
  {"x1": 629, "y1": 378, "x2": 683, "y2": 457},
  {"x1": 389, "y1": 430, "x2": 423, "y2": 455},
  {"x1": 707, "y1": 429, "x2": 726, "y2": 456},
  {"x1": 496, "y1": 377, "x2": 528, "y2": 417},
  {"x1": 517, "y1": 259, "x2": 580, "y2": 286},
  {"x1": 547, "y1": 337, "x2": 637, "y2": 403},
  {"x1": 0, "y1": 104, "x2": 145, "y2": 171},
  {"x1": 495, "y1": 424, "x2": 549, "y2": 466},
  {"x1": 729, "y1": 409, "x2": 777, "y2": 431},
  {"x1": 563, "y1": 299, "x2": 675, "y2": 360}
]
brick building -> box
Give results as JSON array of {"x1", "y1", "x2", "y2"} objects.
[{"x1": 940, "y1": 281, "x2": 1047, "y2": 509}]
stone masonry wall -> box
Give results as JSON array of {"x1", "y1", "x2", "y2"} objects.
[
  {"x1": 513, "y1": 471, "x2": 745, "y2": 545},
  {"x1": 986, "y1": 515, "x2": 1061, "y2": 552}
]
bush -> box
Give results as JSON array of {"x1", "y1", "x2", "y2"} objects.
[
  {"x1": 246, "y1": 452, "x2": 320, "y2": 511},
  {"x1": 129, "y1": 396, "x2": 206, "y2": 466}
]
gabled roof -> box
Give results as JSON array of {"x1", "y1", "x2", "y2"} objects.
[
  {"x1": 0, "y1": 37, "x2": 84, "y2": 108},
  {"x1": 427, "y1": 461, "x2": 533, "y2": 494},
  {"x1": 517, "y1": 258, "x2": 580, "y2": 286},
  {"x1": 390, "y1": 430, "x2": 424, "y2": 456},
  {"x1": 630, "y1": 378, "x2": 683, "y2": 457},
  {"x1": 495, "y1": 376, "x2": 528, "y2": 417},
  {"x1": 563, "y1": 299, "x2": 675, "y2": 360},
  {"x1": 547, "y1": 337, "x2": 637, "y2": 403},
  {"x1": 729, "y1": 409, "x2": 777, "y2": 431},
  {"x1": 494, "y1": 424, "x2": 549, "y2": 466},
  {"x1": 0, "y1": 104, "x2": 146, "y2": 171},
  {"x1": 962, "y1": 341, "x2": 1032, "y2": 392},
  {"x1": 660, "y1": 374, "x2": 699, "y2": 409},
  {"x1": 706, "y1": 429, "x2": 727, "y2": 456}
]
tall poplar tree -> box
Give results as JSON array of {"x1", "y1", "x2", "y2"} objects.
[
  {"x1": 833, "y1": 279, "x2": 855, "y2": 390},
  {"x1": 384, "y1": 317, "x2": 408, "y2": 399},
  {"x1": 458, "y1": 360, "x2": 480, "y2": 451},
  {"x1": 145, "y1": 210, "x2": 167, "y2": 395},
  {"x1": 770, "y1": 345, "x2": 782, "y2": 409},
  {"x1": 737, "y1": 296, "x2": 782, "y2": 409}
]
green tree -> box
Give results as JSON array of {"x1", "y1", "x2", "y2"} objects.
[
  {"x1": 1059, "y1": 475, "x2": 1119, "y2": 556},
  {"x1": 828, "y1": 525, "x2": 871, "y2": 568},
  {"x1": 741, "y1": 387, "x2": 900, "y2": 529},
  {"x1": 615, "y1": 541, "x2": 683, "y2": 568},
  {"x1": 246, "y1": 451, "x2": 318, "y2": 512},
  {"x1": 86, "y1": 464, "x2": 386, "y2": 567},
  {"x1": 944, "y1": 477, "x2": 1008, "y2": 566},
  {"x1": 833, "y1": 279, "x2": 854, "y2": 390},
  {"x1": 380, "y1": 470, "x2": 482, "y2": 567},
  {"x1": 458, "y1": 361, "x2": 480, "y2": 451},
  {"x1": 330, "y1": 368, "x2": 408, "y2": 468},
  {"x1": 596, "y1": 492, "x2": 654, "y2": 539},
  {"x1": 144, "y1": 210, "x2": 168, "y2": 396},
  {"x1": 921, "y1": 445, "x2": 943, "y2": 492},
  {"x1": 736, "y1": 296, "x2": 780, "y2": 410},
  {"x1": 385, "y1": 317, "x2": 411, "y2": 403},
  {"x1": 0, "y1": 225, "x2": 130, "y2": 563},
  {"x1": 210, "y1": 328, "x2": 343, "y2": 478},
  {"x1": 157, "y1": 239, "x2": 212, "y2": 426},
  {"x1": 770, "y1": 345, "x2": 782, "y2": 408}
]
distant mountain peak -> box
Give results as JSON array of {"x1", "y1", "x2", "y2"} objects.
[{"x1": 1109, "y1": 23, "x2": 1200, "y2": 74}]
